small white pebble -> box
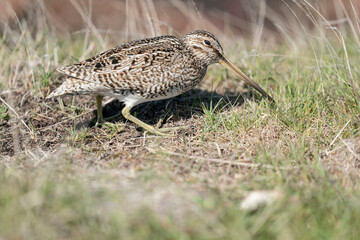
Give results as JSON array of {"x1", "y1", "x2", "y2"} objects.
[{"x1": 240, "y1": 190, "x2": 283, "y2": 211}]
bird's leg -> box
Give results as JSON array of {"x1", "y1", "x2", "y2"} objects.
[
  {"x1": 95, "y1": 95, "x2": 104, "y2": 124},
  {"x1": 121, "y1": 106, "x2": 172, "y2": 136}
]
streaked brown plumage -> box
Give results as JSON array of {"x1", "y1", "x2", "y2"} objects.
[{"x1": 47, "y1": 30, "x2": 273, "y2": 135}]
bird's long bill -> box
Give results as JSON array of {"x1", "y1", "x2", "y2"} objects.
[{"x1": 219, "y1": 56, "x2": 273, "y2": 102}]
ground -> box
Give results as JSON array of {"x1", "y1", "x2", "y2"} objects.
[{"x1": 1, "y1": 4, "x2": 360, "y2": 239}]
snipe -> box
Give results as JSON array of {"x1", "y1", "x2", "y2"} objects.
[{"x1": 47, "y1": 30, "x2": 273, "y2": 135}]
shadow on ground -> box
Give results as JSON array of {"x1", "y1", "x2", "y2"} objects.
[
  {"x1": 87, "y1": 88, "x2": 249, "y2": 127},
  {"x1": 1, "y1": 86, "x2": 262, "y2": 157}
]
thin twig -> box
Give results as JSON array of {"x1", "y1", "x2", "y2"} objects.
[
  {"x1": 340, "y1": 137, "x2": 360, "y2": 161},
  {"x1": 152, "y1": 149, "x2": 297, "y2": 170},
  {"x1": 328, "y1": 119, "x2": 351, "y2": 149},
  {"x1": 0, "y1": 96, "x2": 32, "y2": 132}
]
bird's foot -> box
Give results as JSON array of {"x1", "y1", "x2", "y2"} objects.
[
  {"x1": 103, "y1": 122, "x2": 126, "y2": 132},
  {"x1": 95, "y1": 120, "x2": 125, "y2": 132},
  {"x1": 94, "y1": 118, "x2": 104, "y2": 127},
  {"x1": 143, "y1": 125, "x2": 188, "y2": 137},
  {"x1": 156, "y1": 126, "x2": 188, "y2": 132},
  {"x1": 103, "y1": 111, "x2": 123, "y2": 121},
  {"x1": 151, "y1": 118, "x2": 188, "y2": 135}
]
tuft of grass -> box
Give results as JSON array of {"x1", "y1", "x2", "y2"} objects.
[{"x1": 0, "y1": 103, "x2": 8, "y2": 122}]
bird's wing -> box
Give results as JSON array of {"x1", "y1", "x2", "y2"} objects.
[{"x1": 57, "y1": 36, "x2": 184, "y2": 90}]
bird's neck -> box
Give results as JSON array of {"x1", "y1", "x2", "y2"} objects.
[{"x1": 182, "y1": 47, "x2": 208, "y2": 69}]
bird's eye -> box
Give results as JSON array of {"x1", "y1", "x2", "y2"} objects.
[{"x1": 204, "y1": 40, "x2": 211, "y2": 46}]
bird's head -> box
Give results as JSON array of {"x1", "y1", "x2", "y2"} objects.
[
  {"x1": 183, "y1": 30, "x2": 224, "y2": 65},
  {"x1": 183, "y1": 30, "x2": 273, "y2": 102}
]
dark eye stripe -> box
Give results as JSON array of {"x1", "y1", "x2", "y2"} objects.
[{"x1": 204, "y1": 40, "x2": 211, "y2": 46}]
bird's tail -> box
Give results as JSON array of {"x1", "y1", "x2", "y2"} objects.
[{"x1": 46, "y1": 78, "x2": 101, "y2": 99}]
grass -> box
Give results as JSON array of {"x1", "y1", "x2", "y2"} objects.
[{"x1": 1, "y1": 0, "x2": 360, "y2": 239}]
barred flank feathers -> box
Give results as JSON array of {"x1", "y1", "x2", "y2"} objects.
[
  {"x1": 46, "y1": 78, "x2": 107, "y2": 99},
  {"x1": 56, "y1": 65, "x2": 92, "y2": 81}
]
